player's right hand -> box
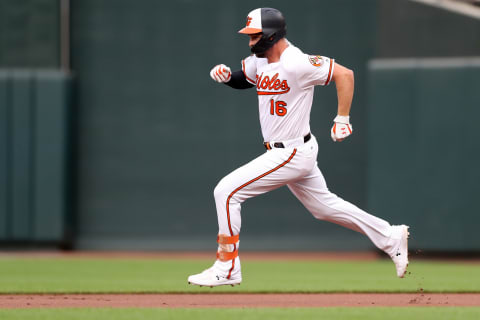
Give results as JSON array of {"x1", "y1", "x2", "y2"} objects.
[
  {"x1": 210, "y1": 64, "x2": 231, "y2": 83},
  {"x1": 331, "y1": 115, "x2": 353, "y2": 142}
]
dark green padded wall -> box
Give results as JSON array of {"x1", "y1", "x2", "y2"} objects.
[
  {"x1": 34, "y1": 71, "x2": 72, "y2": 240},
  {"x1": 0, "y1": 71, "x2": 6, "y2": 237},
  {"x1": 2, "y1": 0, "x2": 479, "y2": 251},
  {"x1": 68, "y1": 0, "x2": 480, "y2": 250},
  {"x1": 376, "y1": 0, "x2": 480, "y2": 58},
  {"x1": 71, "y1": 0, "x2": 377, "y2": 250},
  {"x1": 0, "y1": 70, "x2": 71, "y2": 241},
  {"x1": 367, "y1": 58, "x2": 480, "y2": 251},
  {"x1": 369, "y1": 0, "x2": 480, "y2": 251},
  {"x1": 0, "y1": 0, "x2": 59, "y2": 68}
]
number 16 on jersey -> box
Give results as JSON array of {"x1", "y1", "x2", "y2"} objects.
[{"x1": 270, "y1": 99, "x2": 287, "y2": 116}]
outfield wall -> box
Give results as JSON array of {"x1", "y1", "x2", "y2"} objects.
[
  {"x1": 69, "y1": 0, "x2": 377, "y2": 250},
  {"x1": 0, "y1": 70, "x2": 72, "y2": 242},
  {"x1": 367, "y1": 57, "x2": 480, "y2": 251},
  {"x1": 0, "y1": 0, "x2": 60, "y2": 68},
  {"x1": 0, "y1": 0, "x2": 479, "y2": 251}
]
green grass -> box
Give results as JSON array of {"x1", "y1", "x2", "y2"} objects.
[
  {"x1": 0, "y1": 257, "x2": 479, "y2": 293},
  {"x1": 1, "y1": 308, "x2": 480, "y2": 320}
]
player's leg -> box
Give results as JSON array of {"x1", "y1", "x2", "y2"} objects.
[
  {"x1": 287, "y1": 165, "x2": 409, "y2": 277},
  {"x1": 188, "y1": 147, "x2": 311, "y2": 286}
]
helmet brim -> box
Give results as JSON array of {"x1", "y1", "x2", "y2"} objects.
[{"x1": 238, "y1": 27, "x2": 262, "y2": 34}]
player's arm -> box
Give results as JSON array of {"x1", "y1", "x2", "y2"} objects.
[
  {"x1": 331, "y1": 62, "x2": 354, "y2": 142},
  {"x1": 332, "y1": 63, "x2": 354, "y2": 117},
  {"x1": 226, "y1": 71, "x2": 255, "y2": 89},
  {"x1": 210, "y1": 64, "x2": 254, "y2": 89}
]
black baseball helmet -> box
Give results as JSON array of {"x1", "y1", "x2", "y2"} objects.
[{"x1": 238, "y1": 8, "x2": 287, "y2": 56}]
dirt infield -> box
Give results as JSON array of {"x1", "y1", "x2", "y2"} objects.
[{"x1": 1, "y1": 293, "x2": 479, "y2": 308}]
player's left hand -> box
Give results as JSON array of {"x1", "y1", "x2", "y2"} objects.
[
  {"x1": 331, "y1": 115, "x2": 353, "y2": 142},
  {"x1": 210, "y1": 64, "x2": 231, "y2": 83}
]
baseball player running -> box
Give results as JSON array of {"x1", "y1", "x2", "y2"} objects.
[{"x1": 188, "y1": 8, "x2": 409, "y2": 287}]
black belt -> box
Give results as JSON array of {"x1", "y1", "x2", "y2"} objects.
[{"x1": 264, "y1": 133, "x2": 311, "y2": 150}]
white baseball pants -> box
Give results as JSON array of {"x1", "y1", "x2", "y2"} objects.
[{"x1": 214, "y1": 134, "x2": 397, "y2": 254}]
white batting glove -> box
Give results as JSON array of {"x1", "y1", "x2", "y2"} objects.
[
  {"x1": 331, "y1": 115, "x2": 353, "y2": 142},
  {"x1": 210, "y1": 64, "x2": 231, "y2": 83}
]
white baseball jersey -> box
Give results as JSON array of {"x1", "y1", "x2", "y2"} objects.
[
  {"x1": 191, "y1": 40, "x2": 405, "y2": 285},
  {"x1": 242, "y1": 42, "x2": 334, "y2": 142}
]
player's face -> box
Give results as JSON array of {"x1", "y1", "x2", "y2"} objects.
[{"x1": 248, "y1": 33, "x2": 262, "y2": 48}]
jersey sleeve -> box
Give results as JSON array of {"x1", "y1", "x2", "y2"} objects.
[
  {"x1": 241, "y1": 55, "x2": 257, "y2": 85},
  {"x1": 296, "y1": 54, "x2": 335, "y2": 88}
]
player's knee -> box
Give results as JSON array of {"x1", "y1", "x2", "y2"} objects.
[
  {"x1": 213, "y1": 179, "x2": 229, "y2": 201},
  {"x1": 311, "y1": 210, "x2": 329, "y2": 220}
]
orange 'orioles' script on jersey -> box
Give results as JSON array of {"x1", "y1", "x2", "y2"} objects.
[
  {"x1": 256, "y1": 73, "x2": 290, "y2": 95},
  {"x1": 242, "y1": 41, "x2": 334, "y2": 142}
]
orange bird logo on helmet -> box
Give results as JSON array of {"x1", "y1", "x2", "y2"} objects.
[{"x1": 246, "y1": 16, "x2": 252, "y2": 26}]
